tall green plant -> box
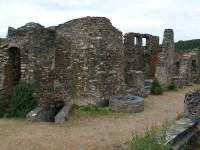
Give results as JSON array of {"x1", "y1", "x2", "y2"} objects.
[
  {"x1": 8, "y1": 81, "x2": 37, "y2": 117},
  {"x1": 151, "y1": 78, "x2": 163, "y2": 95},
  {"x1": 0, "y1": 94, "x2": 6, "y2": 117}
]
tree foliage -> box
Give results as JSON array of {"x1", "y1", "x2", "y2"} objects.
[
  {"x1": 175, "y1": 39, "x2": 200, "y2": 50},
  {"x1": 0, "y1": 38, "x2": 6, "y2": 46}
]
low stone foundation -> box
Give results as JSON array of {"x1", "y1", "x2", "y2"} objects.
[
  {"x1": 164, "y1": 89, "x2": 200, "y2": 150},
  {"x1": 109, "y1": 94, "x2": 144, "y2": 113},
  {"x1": 165, "y1": 117, "x2": 198, "y2": 150}
]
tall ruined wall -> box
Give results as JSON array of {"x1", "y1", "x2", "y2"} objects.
[
  {"x1": 148, "y1": 36, "x2": 160, "y2": 78},
  {"x1": 2, "y1": 17, "x2": 125, "y2": 106},
  {"x1": 174, "y1": 51, "x2": 200, "y2": 86},
  {"x1": 163, "y1": 29, "x2": 175, "y2": 66},
  {"x1": 124, "y1": 33, "x2": 159, "y2": 79},
  {"x1": 55, "y1": 17, "x2": 125, "y2": 103},
  {"x1": 156, "y1": 29, "x2": 175, "y2": 89},
  {"x1": 7, "y1": 23, "x2": 56, "y2": 105}
]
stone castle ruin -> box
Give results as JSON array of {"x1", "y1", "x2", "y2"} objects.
[
  {"x1": 157, "y1": 29, "x2": 200, "y2": 89},
  {"x1": 124, "y1": 32, "x2": 159, "y2": 79},
  {"x1": 0, "y1": 16, "x2": 200, "y2": 122}
]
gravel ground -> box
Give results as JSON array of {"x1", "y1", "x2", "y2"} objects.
[{"x1": 0, "y1": 84, "x2": 199, "y2": 150}]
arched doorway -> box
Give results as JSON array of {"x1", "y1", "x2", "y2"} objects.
[{"x1": 7, "y1": 47, "x2": 21, "y2": 87}]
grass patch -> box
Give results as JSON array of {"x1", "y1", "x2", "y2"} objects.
[
  {"x1": 70, "y1": 104, "x2": 126, "y2": 118},
  {"x1": 128, "y1": 127, "x2": 170, "y2": 150},
  {"x1": 175, "y1": 112, "x2": 184, "y2": 120}
]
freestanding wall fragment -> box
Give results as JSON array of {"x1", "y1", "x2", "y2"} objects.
[
  {"x1": 124, "y1": 32, "x2": 159, "y2": 79},
  {"x1": 156, "y1": 29, "x2": 175, "y2": 89}
]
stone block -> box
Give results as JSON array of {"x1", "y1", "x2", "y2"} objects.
[
  {"x1": 27, "y1": 101, "x2": 64, "y2": 122},
  {"x1": 26, "y1": 106, "x2": 57, "y2": 122},
  {"x1": 125, "y1": 70, "x2": 145, "y2": 97},
  {"x1": 109, "y1": 94, "x2": 144, "y2": 113},
  {"x1": 165, "y1": 118, "x2": 197, "y2": 150},
  {"x1": 55, "y1": 104, "x2": 72, "y2": 124}
]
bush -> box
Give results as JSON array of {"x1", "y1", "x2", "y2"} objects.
[
  {"x1": 0, "y1": 94, "x2": 6, "y2": 117},
  {"x1": 128, "y1": 128, "x2": 170, "y2": 150},
  {"x1": 8, "y1": 81, "x2": 37, "y2": 117},
  {"x1": 151, "y1": 78, "x2": 163, "y2": 95},
  {"x1": 168, "y1": 82, "x2": 177, "y2": 91},
  {"x1": 124, "y1": 64, "x2": 129, "y2": 73}
]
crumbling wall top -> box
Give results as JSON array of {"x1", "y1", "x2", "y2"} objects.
[
  {"x1": 56, "y1": 16, "x2": 122, "y2": 35},
  {"x1": 163, "y1": 29, "x2": 174, "y2": 43},
  {"x1": 124, "y1": 32, "x2": 158, "y2": 39}
]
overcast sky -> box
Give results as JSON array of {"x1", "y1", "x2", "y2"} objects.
[{"x1": 0, "y1": 0, "x2": 200, "y2": 42}]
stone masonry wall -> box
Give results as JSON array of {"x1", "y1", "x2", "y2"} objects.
[
  {"x1": 7, "y1": 23, "x2": 56, "y2": 105},
  {"x1": 2, "y1": 17, "x2": 125, "y2": 106},
  {"x1": 184, "y1": 89, "x2": 200, "y2": 122},
  {"x1": 55, "y1": 17, "x2": 125, "y2": 103},
  {"x1": 0, "y1": 44, "x2": 10, "y2": 94},
  {"x1": 174, "y1": 51, "x2": 200, "y2": 86},
  {"x1": 124, "y1": 32, "x2": 159, "y2": 79},
  {"x1": 156, "y1": 29, "x2": 175, "y2": 89}
]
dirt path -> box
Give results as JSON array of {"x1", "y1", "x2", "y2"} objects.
[{"x1": 0, "y1": 85, "x2": 200, "y2": 150}]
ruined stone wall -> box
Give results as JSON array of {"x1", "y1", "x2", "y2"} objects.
[
  {"x1": 124, "y1": 32, "x2": 159, "y2": 79},
  {"x1": 174, "y1": 51, "x2": 200, "y2": 86},
  {"x1": 55, "y1": 17, "x2": 125, "y2": 103},
  {"x1": 184, "y1": 89, "x2": 200, "y2": 122},
  {"x1": 156, "y1": 29, "x2": 175, "y2": 89},
  {"x1": 2, "y1": 17, "x2": 125, "y2": 106},
  {"x1": 7, "y1": 23, "x2": 56, "y2": 105},
  {"x1": 125, "y1": 70, "x2": 145, "y2": 97},
  {"x1": 0, "y1": 44, "x2": 10, "y2": 92}
]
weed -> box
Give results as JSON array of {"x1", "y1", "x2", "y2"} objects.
[{"x1": 128, "y1": 127, "x2": 170, "y2": 150}]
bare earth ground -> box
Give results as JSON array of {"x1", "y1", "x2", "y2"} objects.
[{"x1": 1, "y1": 85, "x2": 200, "y2": 150}]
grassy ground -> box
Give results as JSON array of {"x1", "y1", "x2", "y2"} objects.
[{"x1": 0, "y1": 84, "x2": 200, "y2": 150}]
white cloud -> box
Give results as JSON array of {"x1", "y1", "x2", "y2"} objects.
[{"x1": 0, "y1": 0, "x2": 200, "y2": 41}]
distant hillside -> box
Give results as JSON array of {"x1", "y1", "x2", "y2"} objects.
[
  {"x1": 175, "y1": 39, "x2": 200, "y2": 50},
  {"x1": 0, "y1": 38, "x2": 6, "y2": 46}
]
